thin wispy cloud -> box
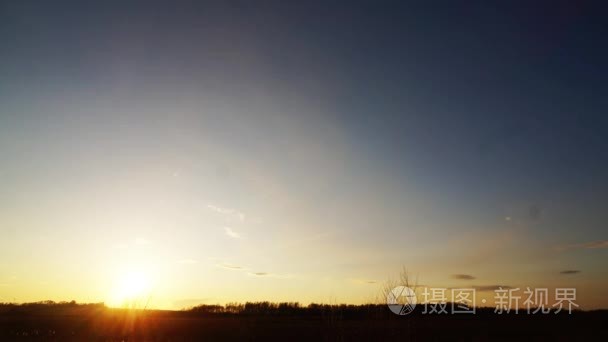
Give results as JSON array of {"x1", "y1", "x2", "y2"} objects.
[
  {"x1": 451, "y1": 274, "x2": 476, "y2": 280},
  {"x1": 560, "y1": 270, "x2": 581, "y2": 275},
  {"x1": 218, "y1": 263, "x2": 243, "y2": 270},
  {"x1": 207, "y1": 205, "x2": 245, "y2": 222},
  {"x1": 583, "y1": 240, "x2": 608, "y2": 249},
  {"x1": 216, "y1": 260, "x2": 291, "y2": 279},
  {"x1": 557, "y1": 240, "x2": 608, "y2": 251},
  {"x1": 349, "y1": 278, "x2": 378, "y2": 285},
  {"x1": 248, "y1": 272, "x2": 292, "y2": 279},
  {"x1": 224, "y1": 227, "x2": 241, "y2": 239}
]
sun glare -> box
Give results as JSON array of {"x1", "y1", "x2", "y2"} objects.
[{"x1": 108, "y1": 271, "x2": 153, "y2": 308}]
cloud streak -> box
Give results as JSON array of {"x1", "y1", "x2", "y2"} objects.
[
  {"x1": 451, "y1": 274, "x2": 476, "y2": 280},
  {"x1": 207, "y1": 205, "x2": 245, "y2": 222},
  {"x1": 558, "y1": 240, "x2": 608, "y2": 251},
  {"x1": 224, "y1": 227, "x2": 241, "y2": 239},
  {"x1": 247, "y1": 272, "x2": 291, "y2": 279},
  {"x1": 218, "y1": 263, "x2": 243, "y2": 270},
  {"x1": 348, "y1": 278, "x2": 379, "y2": 285},
  {"x1": 216, "y1": 261, "x2": 292, "y2": 279},
  {"x1": 583, "y1": 240, "x2": 608, "y2": 249},
  {"x1": 560, "y1": 270, "x2": 581, "y2": 275},
  {"x1": 250, "y1": 272, "x2": 268, "y2": 276}
]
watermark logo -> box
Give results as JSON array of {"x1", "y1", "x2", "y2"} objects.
[
  {"x1": 387, "y1": 286, "x2": 417, "y2": 315},
  {"x1": 387, "y1": 286, "x2": 579, "y2": 315}
]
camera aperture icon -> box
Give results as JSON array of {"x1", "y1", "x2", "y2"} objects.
[{"x1": 387, "y1": 286, "x2": 417, "y2": 315}]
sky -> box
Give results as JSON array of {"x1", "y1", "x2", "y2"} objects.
[{"x1": 1, "y1": 1, "x2": 607, "y2": 309}]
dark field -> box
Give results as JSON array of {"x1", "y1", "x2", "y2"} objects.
[{"x1": 0, "y1": 303, "x2": 607, "y2": 341}]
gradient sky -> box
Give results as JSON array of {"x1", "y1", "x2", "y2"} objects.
[{"x1": 1, "y1": 1, "x2": 607, "y2": 309}]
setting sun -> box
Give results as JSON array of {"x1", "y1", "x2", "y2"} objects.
[{"x1": 108, "y1": 271, "x2": 153, "y2": 308}]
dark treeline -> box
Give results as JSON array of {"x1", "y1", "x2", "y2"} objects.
[
  {"x1": 0, "y1": 301, "x2": 104, "y2": 307},
  {"x1": 184, "y1": 302, "x2": 607, "y2": 317},
  {"x1": 0, "y1": 300, "x2": 106, "y2": 313},
  {"x1": 186, "y1": 302, "x2": 392, "y2": 318},
  {"x1": 0, "y1": 301, "x2": 105, "y2": 315},
  {"x1": 184, "y1": 302, "x2": 592, "y2": 318},
  {"x1": 2, "y1": 301, "x2": 603, "y2": 318}
]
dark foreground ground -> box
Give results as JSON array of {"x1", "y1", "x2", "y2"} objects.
[{"x1": 0, "y1": 304, "x2": 607, "y2": 341}]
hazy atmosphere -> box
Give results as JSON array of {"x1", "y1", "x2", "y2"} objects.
[{"x1": 1, "y1": 1, "x2": 607, "y2": 311}]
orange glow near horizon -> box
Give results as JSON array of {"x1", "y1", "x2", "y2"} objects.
[{"x1": 107, "y1": 270, "x2": 155, "y2": 308}]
